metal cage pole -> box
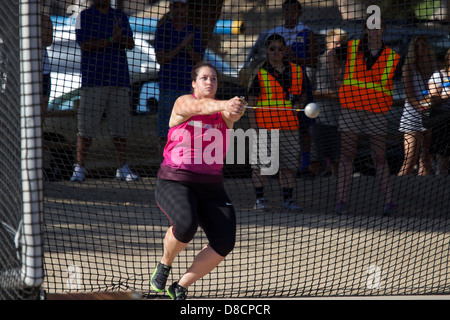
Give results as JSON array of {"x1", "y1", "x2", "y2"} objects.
[{"x1": 19, "y1": 0, "x2": 44, "y2": 288}]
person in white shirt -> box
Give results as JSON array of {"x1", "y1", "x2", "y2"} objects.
[{"x1": 427, "y1": 49, "x2": 450, "y2": 174}]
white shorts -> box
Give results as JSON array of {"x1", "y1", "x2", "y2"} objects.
[
  {"x1": 338, "y1": 108, "x2": 387, "y2": 136},
  {"x1": 78, "y1": 86, "x2": 130, "y2": 138}
]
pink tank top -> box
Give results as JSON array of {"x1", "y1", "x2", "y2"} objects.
[{"x1": 159, "y1": 112, "x2": 230, "y2": 181}]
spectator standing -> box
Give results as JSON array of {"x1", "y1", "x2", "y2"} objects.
[
  {"x1": 266, "y1": 0, "x2": 319, "y2": 177},
  {"x1": 154, "y1": 0, "x2": 204, "y2": 155},
  {"x1": 427, "y1": 49, "x2": 450, "y2": 174},
  {"x1": 398, "y1": 37, "x2": 436, "y2": 176},
  {"x1": 71, "y1": 0, "x2": 138, "y2": 182},
  {"x1": 268, "y1": 0, "x2": 318, "y2": 69},
  {"x1": 332, "y1": 19, "x2": 400, "y2": 216},
  {"x1": 247, "y1": 34, "x2": 314, "y2": 212}
]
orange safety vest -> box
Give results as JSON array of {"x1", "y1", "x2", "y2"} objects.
[
  {"x1": 255, "y1": 63, "x2": 303, "y2": 130},
  {"x1": 339, "y1": 39, "x2": 399, "y2": 114}
]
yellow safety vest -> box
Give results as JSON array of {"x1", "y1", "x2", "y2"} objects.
[
  {"x1": 339, "y1": 39, "x2": 399, "y2": 114},
  {"x1": 256, "y1": 63, "x2": 303, "y2": 130}
]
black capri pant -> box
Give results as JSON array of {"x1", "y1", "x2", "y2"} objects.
[{"x1": 155, "y1": 178, "x2": 236, "y2": 257}]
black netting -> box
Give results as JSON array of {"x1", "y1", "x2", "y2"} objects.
[
  {"x1": 1, "y1": 0, "x2": 449, "y2": 300},
  {"x1": 0, "y1": 0, "x2": 43, "y2": 300}
]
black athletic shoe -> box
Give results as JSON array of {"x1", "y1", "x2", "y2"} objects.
[
  {"x1": 334, "y1": 200, "x2": 349, "y2": 215},
  {"x1": 150, "y1": 262, "x2": 171, "y2": 293},
  {"x1": 167, "y1": 282, "x2": 188, "y2": 300},
  {"x1": 383, "y1": 202, "x2": 397, "y2": 217}
]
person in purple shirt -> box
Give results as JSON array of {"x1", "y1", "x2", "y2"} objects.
[
  {"x1": 154, "y1": 0, "x2": 204, "y2": 154},
  {"x1": 71, "y1": 0, "x2": 138, "y2": 182}
]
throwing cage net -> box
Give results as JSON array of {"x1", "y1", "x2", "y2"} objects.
[{"x1": 1, "y1": 0, "x2": 449, "y2": 300}]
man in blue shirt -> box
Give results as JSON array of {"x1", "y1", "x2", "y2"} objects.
[
  {"x1": 154, "y1": 0, "x2": 204, "y2": 154},
  {"x1": 71, "y1": 0, "x2": 138, "y2": 182}
]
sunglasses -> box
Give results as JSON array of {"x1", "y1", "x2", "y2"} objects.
[{"x1": 268, "y1": 46, "x2": 285, "y2": 52}]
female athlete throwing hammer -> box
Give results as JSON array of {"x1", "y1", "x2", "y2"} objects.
[{"x1": 151, "y1": 62, "x2": 245, "y2": 300}]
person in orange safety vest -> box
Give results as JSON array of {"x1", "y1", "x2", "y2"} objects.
[
  {"x1": 331, "y1": 19, "x2": 400, "y2": 217},
  {"x1": 247, "y1": 33, "x2": 314, "y2": 212}
]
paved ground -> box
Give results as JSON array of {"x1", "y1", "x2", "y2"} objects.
[{"x1": 42, "y1": 173, "x2": 450, "y2": 298}]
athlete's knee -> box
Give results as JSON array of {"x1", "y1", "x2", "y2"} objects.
[
  {"x1": 210, "y1": 235, "x2": 236, "y2": 257},
  {"x1": 173, "y1": 221, "x2": 198, "y2": 244}
]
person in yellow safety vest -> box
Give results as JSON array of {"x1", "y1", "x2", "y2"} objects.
[
  {"x1": 331, "y1": 19, "x2": 400, "y2": 217},
  {"x1": 247, "y1": 33, "x2": 314, "y2": 212}
]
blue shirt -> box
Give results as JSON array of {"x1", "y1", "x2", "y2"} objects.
[
  {"x1": 76, "y1": 6, "x2": 132, "y2": 87},
  {"x1": 290, "y1": 29, "x2": 309, "y2": 59},
  {"x1": 155, "y1": 20, "x2": 204, "y2": 92}
]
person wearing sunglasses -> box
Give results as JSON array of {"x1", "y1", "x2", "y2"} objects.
[{"x1": 247, "y1": 34, "x2": 314, "y2": 213}]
